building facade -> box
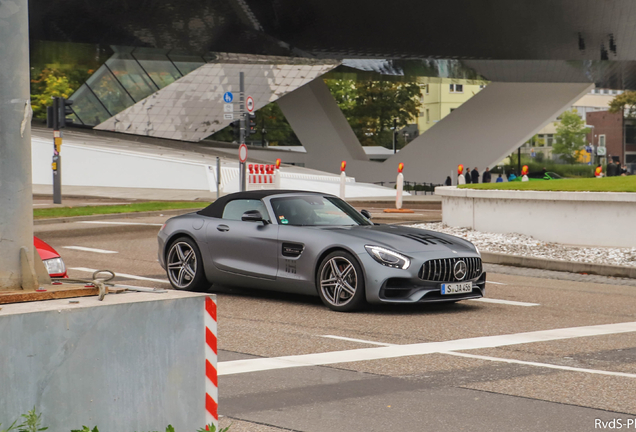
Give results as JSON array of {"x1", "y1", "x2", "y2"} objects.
[{"x1": 417, "y1": 78, "x2": 487, "y2": 134}]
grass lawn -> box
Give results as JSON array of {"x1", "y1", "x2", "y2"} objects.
[
  {"x1": 34, "y1": 201, "x2": 206, "y2": 219},
  {"x1": 459, "y1": 176, "x2": 636, "y2": 192}
]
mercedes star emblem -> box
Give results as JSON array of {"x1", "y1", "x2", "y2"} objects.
[{"x1": 453, "y1": 260, "x2": 467, "y2": 280}]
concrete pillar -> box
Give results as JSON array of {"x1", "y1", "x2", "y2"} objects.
[
  {"x1": 0, "y1": 0, "x2": 34, "y2": 290},
  {"x1": 277, "y1": 78, "x2": 368, "y2": 173},
  {"x1": 352, "y1": 82, "x2": 594, "y2": 183}
]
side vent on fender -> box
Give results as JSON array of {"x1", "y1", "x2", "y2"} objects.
[{"x1": 282, "y1": 243, "x2": 304, "y2": 258}]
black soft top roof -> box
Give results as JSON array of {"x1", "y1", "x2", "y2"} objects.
[{"x1": 197, "y1": 190, "x2": 324, "y2": 218}]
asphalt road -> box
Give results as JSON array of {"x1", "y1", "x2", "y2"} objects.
[{"x1": 34, "y1": 216, "x2": 636, "y2": 432}]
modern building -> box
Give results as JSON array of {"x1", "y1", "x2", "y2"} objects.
[{"x1": 27, "y1": 0, "x2": 636, "y2": 183}]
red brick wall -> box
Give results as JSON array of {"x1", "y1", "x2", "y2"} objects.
[{"x1": 586, "y1": 111, "x2": 624, "y2": 162}]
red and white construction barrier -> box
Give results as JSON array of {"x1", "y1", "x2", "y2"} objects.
[
  {"x1": 205, "y1": 296, "x2": 218, "y2": 431},
  {"x1": 247, "y1": 163, "x2": 281, "y2": 190}
]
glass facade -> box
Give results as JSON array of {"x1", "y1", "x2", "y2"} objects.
[{"x1": 69, "y1": 46, "x2": 206, "y2": 126}]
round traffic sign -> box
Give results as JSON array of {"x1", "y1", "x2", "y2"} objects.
[
  {"x1": 246, "y1": 96, "x2": 254, "y2": 113},
  {"x1": 239, "y1": 143, "x2": 248, "y2": 163},
  {"x1": 223, "y1": 92, "x2": 233, "y2": 103}
]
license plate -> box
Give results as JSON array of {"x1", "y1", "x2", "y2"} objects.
[{"x1": 441, "y1": 282, "x2": 472, "y2": 295}]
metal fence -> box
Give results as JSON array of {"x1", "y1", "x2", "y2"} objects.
[{"x1": 374, "y1": 181, "x2": 443, "y2": 195}]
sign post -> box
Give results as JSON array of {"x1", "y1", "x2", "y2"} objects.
[{"x1": 239, "y1": 72, "x2": 247, "y2": 191}]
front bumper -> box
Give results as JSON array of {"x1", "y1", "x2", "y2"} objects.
[{"x1": 358, "y1": 252, "x2": 486, "y2": 304}]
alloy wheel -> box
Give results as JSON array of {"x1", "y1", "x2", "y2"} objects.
[
  {"x1": 319, "y1": 256, "x2": 358, "y2": 306},
  {"x1": 167, "y1": 241, "x2": 198, "y2": 289}
]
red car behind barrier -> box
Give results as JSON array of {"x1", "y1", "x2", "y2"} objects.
[{"x1": 34, "y1": 236, "x2": 68, "y2": 278}]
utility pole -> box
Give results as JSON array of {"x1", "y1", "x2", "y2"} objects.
[
  {"x1": 392, "y1": 118, "x2": 397, "y2": 154},
  {"x1": 0, "y1": 0, "x2": 34, "y2": 290},
  {"x1": 239, "y1": 72, "x2": 246, "y2": 191}
]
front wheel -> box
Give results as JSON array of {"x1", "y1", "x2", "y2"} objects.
[
  {"x1": 166, "y1": 237, "x2": 209, "y2": 291},
  {"x1": 316, "y1": 251, "x2": 366, "y2": 312}
]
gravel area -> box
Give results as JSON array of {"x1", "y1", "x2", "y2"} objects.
[{"x1": 411, "y1": 223, "x2": 636, "y2": 268}]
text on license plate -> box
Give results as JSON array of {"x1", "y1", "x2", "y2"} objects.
[{"x1": 441, "y1": 282, "x2": 472, "y2": 295}]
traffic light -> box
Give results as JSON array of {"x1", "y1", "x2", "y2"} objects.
[
  {"x1": 248, "y1": 113, "x2": 257, "y2": 135},
  {"x1": 46, "y1": 97, "x2": 74, "y2": 129},
  {"x1": 231, "y1": 120, "x2": 240, "y2": 140},
  {"x1": 58, "y1": 97, "x2": 74, "y2": 128},
  {"x1": 46, "y1": 98, "x2": 59, "y2": 129}
]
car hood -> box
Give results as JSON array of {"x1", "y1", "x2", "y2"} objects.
[{"x1": 318, "y1": 225, "x2": 476, "y2": 254}]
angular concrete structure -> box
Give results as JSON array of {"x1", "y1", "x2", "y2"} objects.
[{"x1": 95, "y1": 54, "x2": 339, "y2": 142}]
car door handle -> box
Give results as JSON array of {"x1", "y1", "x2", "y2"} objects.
[{"x1": 217, "y1": 224, "x2": 230, "y2": 232}]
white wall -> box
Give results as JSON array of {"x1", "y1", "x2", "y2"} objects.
[
  {"x1": 32, "y1": 137, "x2": 213, "y2": 191},
  {"x1": 437, "y1": 187, "x2": 636, "y2": 248}
]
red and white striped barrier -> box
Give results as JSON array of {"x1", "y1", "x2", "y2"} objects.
[
  {"x1": 205, "y1": 296, "x2": 218, "y2": 431},
  {"x1": 248, "y1": 164, "x2": 275, "y2": 184}
]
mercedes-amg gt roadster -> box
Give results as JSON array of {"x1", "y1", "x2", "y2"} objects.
[{"x1": 158, "y1": 190, "x2": 486, "y2": 311}]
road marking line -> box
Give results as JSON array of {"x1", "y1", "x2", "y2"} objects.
[
  {"x1": 468, "y1": 298, "x2": 539, "y2": 307},
  {"x1": 69, "y1": 267, "x2": 169, "y2": 284},
  {"x1": 218, "y1": 321, "x2": 636, "y2": 376},
  {"x1": 487, "y1": 281, "x2": 507, "y2": 285},
  {"x1": 320, "y1": 335, "x2": 395, "y2": 346},
  {"x1": 76, "y1": 221, "x2": 164, "y2": 226},
  {"x1": 63, "y1": 246, "x2": 118, "y2": 254},
  {"x1": 442, "y1": 351, "x2": 636, "y2": 379}
]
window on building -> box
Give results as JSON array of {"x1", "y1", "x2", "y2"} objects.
[
  {"x1": 449, "y1": 84, "x2": 463, "y2": 93},
  {"x1": 426, "y1": 109, "x2": 430, "y2": 123},
  {"x1": 547, "y1": 134, "x2": 554, "y2": 147},
  {"x1": 419, "y1": 111, "x2": 424, "y2": 117},
  {"x1": 599, "y1": 134, "x2": 606, "y2": 147},
  {"x1": 425, "y1": 84, "x2": 429, "y2": 94},
  {"x1": 420, "y1": 95, "x2": 424, "y2": 103}
]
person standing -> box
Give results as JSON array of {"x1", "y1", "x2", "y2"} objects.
[
  {"x1": 465, "y1": 166, "x2": 472, "y2": 184},
  {"x1": 482, "y1": 167, "x2": 492, "y2": 183},
  {"x1": 471, "y1": 167, "x2": 480, "y2": 184},
  {"x1": 607, "y1": 159, "x2": 616, "y2": 177},
  {"x1": 496, "y1": 174, "x2": 503, "y2": 183},
  {"x1": 445, "y1": 176, "x2": 452, "y2": 186}
]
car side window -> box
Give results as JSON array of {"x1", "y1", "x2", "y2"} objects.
[{"x1": 222, "y1": 199, "x2": 270, "y2": 222}]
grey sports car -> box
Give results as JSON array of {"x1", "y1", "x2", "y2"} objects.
[{"x1": 158, "y1": 190, "x2": 486, "y2": 311}]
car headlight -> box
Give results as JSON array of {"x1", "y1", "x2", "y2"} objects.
[
  {"x1": 365, "y1": 245, "x2": 410, "y2": 269},
  {"x1": 43, "y1": 257, "x2": 66, "y2": 275}
]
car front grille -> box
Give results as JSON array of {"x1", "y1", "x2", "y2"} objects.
[{"x1": 419, "y1": 257, "x2": 482, "y2": 282}]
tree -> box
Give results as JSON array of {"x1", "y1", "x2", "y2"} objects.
[
  {"x1": 30, "y1": 67, "x2": 91, "y2": 119},
  {"x1": 608, "y1": 91, "x2": 636, "y2": 118},
  {"x1": 552, "y1": 109, "x2": 590, "y2": 164},
  {"x1": 325, "y1": 79, "x2": 421, "y2": 147}
]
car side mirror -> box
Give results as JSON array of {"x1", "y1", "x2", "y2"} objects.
[
  {"x1": 242, "y1": 210, "x2": 266, "y2": 223},
  {"x1": 361, "y1": 209, "x2": 372, "y2": 219}
]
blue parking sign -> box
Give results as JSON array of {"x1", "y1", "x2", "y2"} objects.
[{"x1": 223, "y1": 92, "x2": 233, "y2": 103}]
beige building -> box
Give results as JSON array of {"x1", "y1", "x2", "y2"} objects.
[{"x1": 416, "y1": 78, "x2": 488, "y2": 134}]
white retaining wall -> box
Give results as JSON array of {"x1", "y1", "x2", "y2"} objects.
[{"x1": 436, "y1": 186, "x2": 636, "y2": 248}]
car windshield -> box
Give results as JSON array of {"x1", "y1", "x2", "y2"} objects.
[{"x1": 270, "y1": 195, "x2": 371, "y2": 226}]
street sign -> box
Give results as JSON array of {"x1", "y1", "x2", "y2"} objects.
[
  {"x1": 224, "y1": 113, "x2": 234, "y2": 120},
  {"x1": 239, "y1": 143, "x2": 248, "y2": 163},
  {"x1": 223, "y1": 92, "x2": 233, "y2": 103},
  {"x1": 246, "y1": 96, "x2": 254, "y2": 113},
  {"x1": 224, "y1": 104, "x2": 233, "y2": 113},
  {"x1": 597, "y1": 146, "x2": 606, "y2": 156}
]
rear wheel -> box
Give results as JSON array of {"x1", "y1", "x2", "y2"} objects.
[
  {"x1": 317, "y1": 251, "x2": 366, "y2": 312},
  {"x1": 166, "y1": 237, "x2": 208, "y2": 291}
]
